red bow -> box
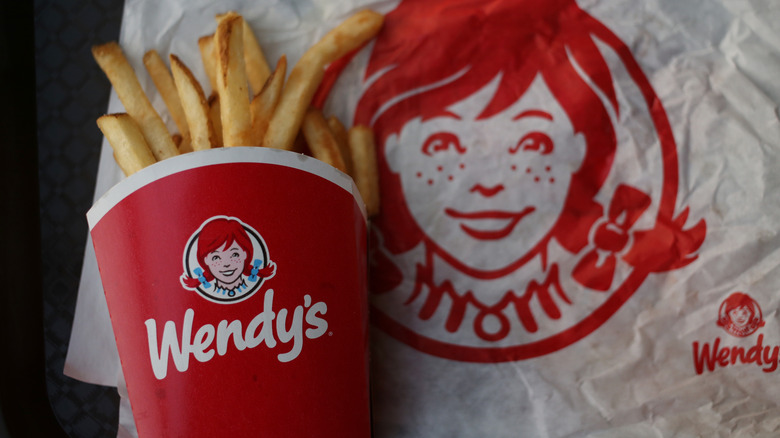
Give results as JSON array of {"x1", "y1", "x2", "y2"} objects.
[{"x1": 572, "y1": 184, "x2": 651, "y2": 291}]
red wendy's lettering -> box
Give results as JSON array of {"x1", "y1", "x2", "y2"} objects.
[
  {"x1": 692, "y1": 335, "x2": 780, "y2": 375},
  {"x1": 144, "y1": 289, "x2": 328, "y2": 380}
]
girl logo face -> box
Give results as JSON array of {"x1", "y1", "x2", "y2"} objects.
[
  {"x1": 204, "y1": 243, "x2": 248, "y2": 288},
  {"x1": 349, "y1": 0, "x2": 707, "y2": 362},
  {"x1": 718, "y1": 293, "x2": 764, "y2": 337},
  {"x1": 386, "y1": 75, "x2": 585, "y2": 271},
  {"x1": 181, "y1": 216, "x2": 272, "y2": 304},
  {"x1": 728, "y1": 305, "x2": 752, "y2": 327}
]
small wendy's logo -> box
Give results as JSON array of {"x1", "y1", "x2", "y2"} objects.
[
  {"x1": 181, "y1": 216, "x2": 276, "y2": 304},
  {"x1": 717, "y1": 292, "x2": 765, "y2": 338}
]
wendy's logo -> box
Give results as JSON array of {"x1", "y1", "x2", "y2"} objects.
[
  {"x1": 717, "y1": 292, "x2": 765, "y2": 338},
  {"x1": 181, "y1": 216, "x2": 276, "y2": 304},
  {"x1": 692, "y1": 293, "x2": 772, "y2": 374},
  {"x1": 319, "y1": 0, "x2": 706, "y2": 362}
]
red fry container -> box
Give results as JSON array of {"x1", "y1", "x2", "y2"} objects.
[{"x1": 87, "y1": 147, "x2": 370, "y2": 437}]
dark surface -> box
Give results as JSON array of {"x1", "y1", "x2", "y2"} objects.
[
  {"x1": 1, "y1": 0, "x2": 125, "y2": 436},
  {"x1": 35, "y1": 0, "x2": 127, "y2": 434},
  {"x1": 0, "y1": 1, "x2": 62, "y2": 436}
]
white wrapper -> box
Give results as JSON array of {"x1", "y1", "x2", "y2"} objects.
[{"x1": 68, "y1": 0, "x2": 780, "y2": 436}]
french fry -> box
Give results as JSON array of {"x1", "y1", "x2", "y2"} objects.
[
  {"x1": 92, "y1": 42, "x2": 179, "y2": 160},
  {"x1": 208, "y1": 94, "x2": 224, "y2": 148},
  {"x1": 179, "y1": 138, "x2": 194, "y2": 153},
  {"x1": 250, "y1": 55, "x2": 287, "y2": 145},
  {"x1": 170, "y1": 54, "x2": 217, "y2": 151},
  {"x1": 198, "y1": 34, "x2": 218, "y2": 93},
  {"x1": 327, "y1": 115, "x2": 353, "y2": 176},
  {"x1": 302, "y1": 108, "x2": 347, "y2": 173},
  {"x1": 93, "y1": 7, "x2": 385, "y2": 211},
  {"x1": 143, "y1": 49, "x2": 190, "y2": 146},
  {"x1": 309, "y1": 10, "x2": 385, "y2": 65},
  {"x1": 215, "y1": 13, "x2": 253, "y2": 147},
  {"x1": 215, "y1": 12, "x2": 271, "y2": 97},
  {"x1": 97, "y1": 113, "x2": 157, "y2": 176},
  {"x1": 348, "y1": 125, "x2": 380, "y2": 217},
  {"x1": 262, "y1": 10, "x2": 384, "y2": 150},
  {"x1": 242, "y1": 19, "x2": 271, "y2": 96},
  {"x1": 172, "y1": 132, "x2": 185, "y2": 151},
  {"x1": 175, "y1": 134, "x2": 194, "y2": 153}
]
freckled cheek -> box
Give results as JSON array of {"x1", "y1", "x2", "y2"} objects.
[
  {"x1": 510, "y1": 159, "x2": 562, "y2": 185},
  {"x1": 410, "y1": 161, "x2": 466, "y2": 187}
]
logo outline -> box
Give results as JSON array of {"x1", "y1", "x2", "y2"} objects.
[{"x1": 181, "y1": 215, "x2": 275, "y2": 304}]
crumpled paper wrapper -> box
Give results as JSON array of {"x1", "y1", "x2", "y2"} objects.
[{"x1": 68, "y1": 0, "x2": 780, "y2": 436}]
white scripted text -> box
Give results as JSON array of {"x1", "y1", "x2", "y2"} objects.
[{"x1": 144, "y1": 289, "x2": 328, "y2": 379}]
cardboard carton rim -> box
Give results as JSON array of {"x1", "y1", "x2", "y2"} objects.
[{"x1": 86, "y1": 147, "x2": 367, "y2": 230}]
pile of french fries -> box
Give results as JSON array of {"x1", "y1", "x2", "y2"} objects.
[{"x1": 93, "y1": 10, "x2": 382, "y2": 217}]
